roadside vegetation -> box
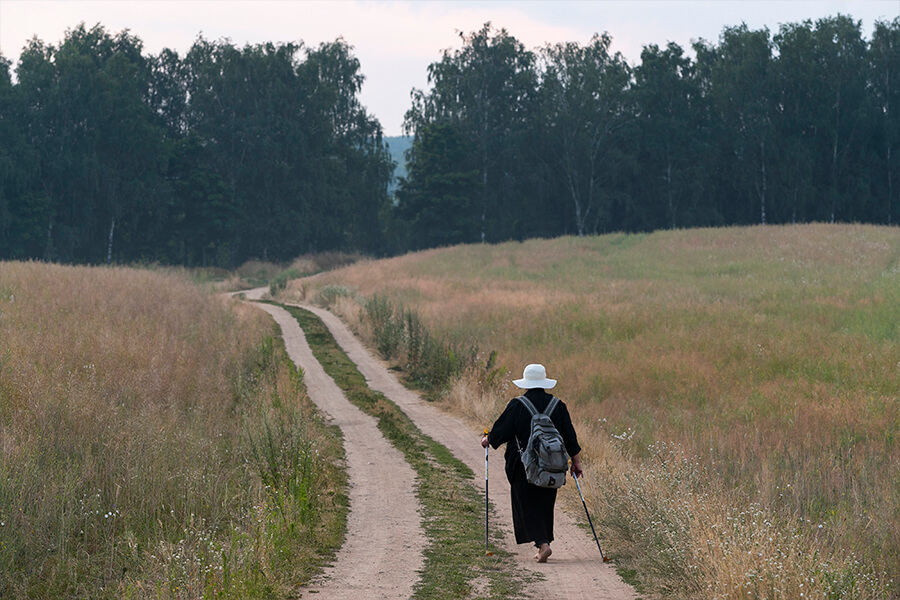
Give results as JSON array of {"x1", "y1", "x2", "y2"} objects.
[
  {"x1": 283, "y1": 223, "x2": 900, "y2": 599},
  {"x1": 0, "y1": 262, "x2": 347, "y2": 599}
]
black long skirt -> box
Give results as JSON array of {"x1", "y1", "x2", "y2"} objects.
[{"x1": 506, "y1": 459, "x2": 557, "y2": 546}]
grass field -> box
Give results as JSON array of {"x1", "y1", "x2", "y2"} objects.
[
  {"x1": 0, "y1": 262, "x2": 347, "y2": 599},
  {"x1": 288, "y1": 223, "x2": 900, "y2": 599}
]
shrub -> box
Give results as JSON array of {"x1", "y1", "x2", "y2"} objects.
[
  {"x1": 366, "y1": 295, "x2": 404, "y2": 360},
  {"x1": 363, "y1": 295, "x2": 477, "y2": 393},
  {"x1": 270, "y1": 269, "x2": 301, "y2": 296},
  {"x1": 314, "y1": 285, "x2": 358, "y2": 307}
]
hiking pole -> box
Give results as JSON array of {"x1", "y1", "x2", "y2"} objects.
[
  {"x1": 573, "y1": 473, "x2": 611, "y2": 563},
  {"x1": 484, "y1": 429, "x2": 493, "y2": 556}
]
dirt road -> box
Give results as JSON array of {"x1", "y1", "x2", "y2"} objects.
[
  {"x1": 241, "y1": 289, "x2": 636, "y2": 599},
  {"x1": 242, "y1": 290, "x2": 425, "y2": 599}
]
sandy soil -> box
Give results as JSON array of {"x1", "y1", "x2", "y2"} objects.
[{"x1": 240, "y1": 288, "x2": 636, "y2": 599}]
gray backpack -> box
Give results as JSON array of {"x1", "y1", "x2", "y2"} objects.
[{"x1": 515, "y1": 396, "x2": 570, "y2": 489}]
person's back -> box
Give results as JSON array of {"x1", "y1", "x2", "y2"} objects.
[{"x1": 481, "y1": 364, "x2": 582, "y2": 562}]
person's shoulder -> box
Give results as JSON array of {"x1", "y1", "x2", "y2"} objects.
[
  {"x1": 505, "y1": 395, "x2": 526, "y2": 409},
  {"x1": 550, "y1": 395, "x2": 572, "y2": 413}
]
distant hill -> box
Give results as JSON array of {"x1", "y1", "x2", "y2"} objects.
[{"x1": 385, "y1": 136, "x2": 413, "y2": 196}]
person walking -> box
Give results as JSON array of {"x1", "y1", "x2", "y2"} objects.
[{"x1": 481, "y1": 363, "x2": 583, "y2": 562}]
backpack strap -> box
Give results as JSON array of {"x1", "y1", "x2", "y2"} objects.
[
  {"x1": 516, "y1": 395, "x2": 538, "y2": 416},
  {"x1": 518, "y1": 395, "x2": 560, "y2": 417},
  {"x1": 545, "y1": 396, "x2": 561, "y2": 417}
]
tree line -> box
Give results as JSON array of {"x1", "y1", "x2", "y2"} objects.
[
  {"x1": 396, "y1": 16, "x2": 900, "y2": 250},
  {"x1": 1, "y1": 16, "x2": 899, "y2": 264},
  {"x1": 0, "y1": 24, "x2": 391, "y2": 265}
]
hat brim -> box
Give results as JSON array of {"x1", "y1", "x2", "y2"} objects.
[{"x1": 513, "y1": 377, "x2": 557, "y2": 389}]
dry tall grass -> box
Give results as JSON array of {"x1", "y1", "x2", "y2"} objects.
[
  {"x1": 304, "y1": 224, "x2": 899, "y2": 599},
  {"x1": 0, "y1": 262, "x2": 344, "y2": 598}
]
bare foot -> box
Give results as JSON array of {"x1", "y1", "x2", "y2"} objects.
[{"x1": 535, "y1": 543, "x2": 552, "y2": 563}]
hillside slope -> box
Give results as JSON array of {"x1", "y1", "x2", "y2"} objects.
[{"x1": 294, "y1": 224, "x2": 900, "y2": 599}]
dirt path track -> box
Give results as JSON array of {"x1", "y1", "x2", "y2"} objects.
[
  {"x1": 243, "y1": 291, "x2": 425, "y2": 599},
  {"x1": 241, "y1": 289, "x2": 636, "y2": 599}
]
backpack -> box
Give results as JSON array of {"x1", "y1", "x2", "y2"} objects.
[{"x1": 515, "y1": 396, "x2": 570, "y2": 489}]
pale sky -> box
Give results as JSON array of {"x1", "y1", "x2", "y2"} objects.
[{"x1": 2, "y1": 1, "x2": 898, "y2": 136}]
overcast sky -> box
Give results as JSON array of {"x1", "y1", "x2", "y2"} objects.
[{"x1": 2, "y1": 1, "x2": 898, "y2": 136}]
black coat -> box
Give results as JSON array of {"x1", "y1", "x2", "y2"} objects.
[{"x1": 486, "y1": 388, "x2": 581, "y2": 546}]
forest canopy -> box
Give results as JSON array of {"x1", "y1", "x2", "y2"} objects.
[
  {"x1": 0, "y1": 24, "x2": 391, "y2": 265},
  {"x1": 397, "y1": 17, "x2": 900, "y2": 250},
  {"x1": 1, "y1": 16, "x2": 899, "y2": 264}
]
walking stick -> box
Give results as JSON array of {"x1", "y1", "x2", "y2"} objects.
[
  {"x1": 484, "y1": 429, "x2": 493, "y2": 556},
  {"x1": 573, "y1": 473, "x2": 611, "y2": 562}
]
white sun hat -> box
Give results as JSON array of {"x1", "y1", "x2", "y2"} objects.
[{"x1": 513, "y1": 363, "x2": 557, "y2": 389}]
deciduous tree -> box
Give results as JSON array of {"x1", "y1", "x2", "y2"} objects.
[{"x1": 539, "y1": 34, "x2": 631, "y2": 236}]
